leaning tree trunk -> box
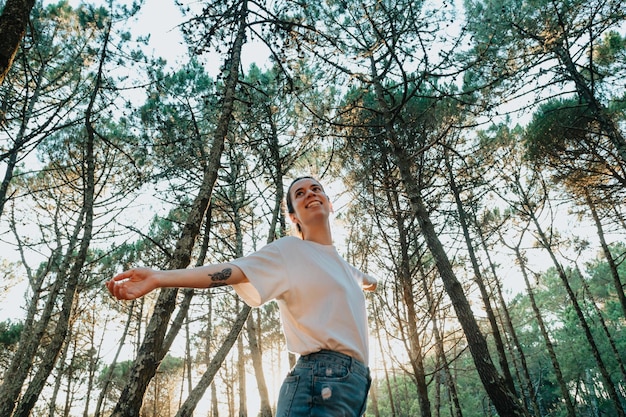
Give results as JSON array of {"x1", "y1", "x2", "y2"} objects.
[
  {"x1": 404, "y1": 182, "x2": 525, "y2": 417},
  {"x1": 385, "y1": 184, "x2": 431, "y2": 417},
  {"x1": 367, "y1": 55, "x2": 526, "y2": 417},
  {"x1": 511, "y1": 241, "x2": 577, "y2": 417},
  {"x1": 419, "y1": 262, "x2": 463, "y2": 417},
  {"x1": 444, "y1": 152, "x2": 517, "y2": 395},
  {"x1": 0, "y1": 0, "x2": 36, "y2": 85},
  {"x1": 526, "y1": 195, "x2": 626, "y2": 417},
  {"x1": 585, "y1": 189, "x2": 626, "y2": 319},
  {"x1": 574, "y1": 264, "x2": 626, "y2": 384},
  {"x1": 109, "y1": 2, "x2": 249, "y2": 415}
]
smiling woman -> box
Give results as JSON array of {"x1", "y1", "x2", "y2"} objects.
[{"x1": 106, "y1": 175, "x2": 377, "y2": 416}]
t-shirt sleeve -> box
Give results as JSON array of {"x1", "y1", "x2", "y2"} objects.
[{"x1": 230, "y1": 240, "x2": 290, "y2": 307}]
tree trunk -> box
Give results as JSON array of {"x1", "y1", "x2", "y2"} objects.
[
  {"x1": 373, "y1": 303, "x2": 397, "y2": 417},
  {"x1": 385, "y1": 185, "x2": 431, "y2": 417},
  {"x1": 367, "y1": 76, "x2": 526, "y2": 417},
  {"x1": 512, "y1": 242, "x2": 576, "y2": 417},
  {"x1": 0, "y1": 0, "x2": 36, "y2": 85},
  {"x1": 444, "y1": 152, "x2": 517, "y2": 395},
  {"x1": 480, "y1": 230, "x2": 541, "y2": 417},
  {"x1": 175, "y1": 305, "x2": 252, "y2": 417},
  {"x1": 94, "y1": 301, "x2": 136, "y2": 417},
  {"x1": 419, "y1": 263, "x2": 463, "y2": 417},
  {"x1": 585, "y1": 189, "x2": 626, "y2": 319},
  {"x1": 48, "y1": 329, "x2": 71, "y2": 417},
  {"x1": 237, "y1": 328, "x2": 247, "y2": 417},
  {"x1": 397, "y1": 157, "x2": 525, "y2": 417},
  {"x1": 574, "y1": 264, "x2": 626, "y2": 385},
  {"x1": 247, "y1": 312, "x2": 273, "y2": 416},
  {"x1": 528, "y1": 200, "x2": 626, "y2": 417},
  {"x1": 109, "y1": 2, "x2": 249, "y2": 415}
]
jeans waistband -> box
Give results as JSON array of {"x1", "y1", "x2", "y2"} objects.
[{"x1": 299, "y1": 350, "x2": 369, "y2": 379}]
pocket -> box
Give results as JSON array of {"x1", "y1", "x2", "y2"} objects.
[{"x1": 312, "y1": 369, "x2": 369, "y2": 415}]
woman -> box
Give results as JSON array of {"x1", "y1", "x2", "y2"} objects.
[{"x1": 106, "y1": 176, "x2": 377, "y2": 416}]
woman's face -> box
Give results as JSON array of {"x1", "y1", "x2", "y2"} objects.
[{"x1": 288, "y1": 178, "x2": 332, "y2": 231}]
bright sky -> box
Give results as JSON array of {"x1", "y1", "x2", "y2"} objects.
[{"x1": 44, "y1": 0, "x2": 270, "y2": 73}]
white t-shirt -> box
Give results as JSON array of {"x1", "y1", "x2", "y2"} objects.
[{"x1": 230, "y1": 236, "x2": 375, "y2": 364}]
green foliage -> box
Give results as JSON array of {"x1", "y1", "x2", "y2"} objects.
[
  {"x1": 524, "y1": 98, "x2": 595, "y2": 161},
  {"x1": 594, "y1": 31, "x2": 626, "y2": 70},
  {"x1": 369, "y1": 243, "x2": 626, "y2": 416},
  {"x1": 507, "y1": 244, "x2": 626, "y2": 416},
  {"x1": 369, "y1": 374, "x2": 421, "y2": 417},
  {"x1": 0, "y1": 320, "x2": 23, "y2": 347}
]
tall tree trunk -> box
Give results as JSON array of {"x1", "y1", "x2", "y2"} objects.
[
  {"x1": 0, "y1": 0, "x2": 36, "y2": 85},
  {"x1": 109, "y1": 2, "x2": 249, "y2": 415},
  {"x1": 384, "y1": 184, "x2": 431, "y2": 417},
  {"x1": 444, "y1": 153, "x2": 516, "y2": 395},
  {"x1": 419, "y1": 263, "x2": 463, "y2": 417},
  {"x1": 83, "y1": 305, "x2": 105, "y2": 417},
  {"x1": 373, "y1": 303, "x2": 397, "y2": 417},
  {"x1": 574, "y1": 264, "x2": 626, "y2": 385},
  {"x1": 48, "y1": 327, "x2": 72, "y2": 417},
  {"x1": 367, "y1": 53, "x2": 525, "y2": 415},
  {"x1": 396, "y1": 159, "x2": 525, "y2": 416},
  {"x1": 237, "y1": 328, "x2": 247, "y2": 417},
  {"x1": 247, "y1": 312, "x2": 273, "y2": 416},
  {"x1": 585, "y1": 189, "x2": 626, "y2": 319},
  {"x1": 478, "y1": 228, "x2": 541, "y2": 417},
  {"x1": 175, "y1": 305, "x2": 252, "y2": 417},
  {"x1": 94, "y1": 301, "x2": 136, "y2": 417},
  {"x1": 511, "y1": 240, "x2": 576, "y2": 417},
  {"x1": 526, "y1": 197, "x2": 626, "y2": 417}
]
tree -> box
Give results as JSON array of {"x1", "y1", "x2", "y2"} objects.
[
  {"x1": 110, "y1": 2, "x2": 250, "y2": 415},
  {"x1": 464, "y1": 0, "x2": 626, "y2": 163},
  {"x1": 0, "y1": 0, "x2": 36, "y2": 85}
]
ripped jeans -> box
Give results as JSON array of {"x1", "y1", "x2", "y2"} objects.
[{"x1": 276, "y1": 350, "x2": 371, "y2": 417}]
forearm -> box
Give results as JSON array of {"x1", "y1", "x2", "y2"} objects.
[
  {"x1": 155, "y1": 263, "x2": 248, "y2": 289},
  {"x1": 107, "y1": 263, "x2": 249, "y2": 300}
]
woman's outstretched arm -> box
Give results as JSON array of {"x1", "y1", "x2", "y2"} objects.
[{"x1": 106, "y1": 264, "x2": 248, "y2": 300}]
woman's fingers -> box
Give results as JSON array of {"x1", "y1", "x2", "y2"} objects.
[{"x1": 106, "y1": 268, "x2": 153, "y2": 300}]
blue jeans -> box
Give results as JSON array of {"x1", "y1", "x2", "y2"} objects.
[{"x1": 276, "y1": 350, "x2": 371, "y2": 417}]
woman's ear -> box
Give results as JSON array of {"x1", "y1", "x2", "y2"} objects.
[{"x1": 289, "y1": 212, "x2": 299, "y2": 226}]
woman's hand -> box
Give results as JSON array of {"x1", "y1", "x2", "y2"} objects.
[
  {"x1": 362, "y1": 275, "x2": 378, "y2": 292},
  {"x1": 106, "y1": 267, "x2": 160, "y2": 300}
]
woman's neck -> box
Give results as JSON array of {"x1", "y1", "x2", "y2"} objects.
[{"x1": 302, "y1": 222, "x2": 333, "y2": 245}]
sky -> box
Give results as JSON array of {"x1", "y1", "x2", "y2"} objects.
[{"x1": 44, "y1": 0, "x2": 270, "y2": 73}]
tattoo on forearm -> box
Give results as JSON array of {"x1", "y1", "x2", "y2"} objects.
[{"x1": 208, "y1": 268, "x2": 232, "y2": 286}]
